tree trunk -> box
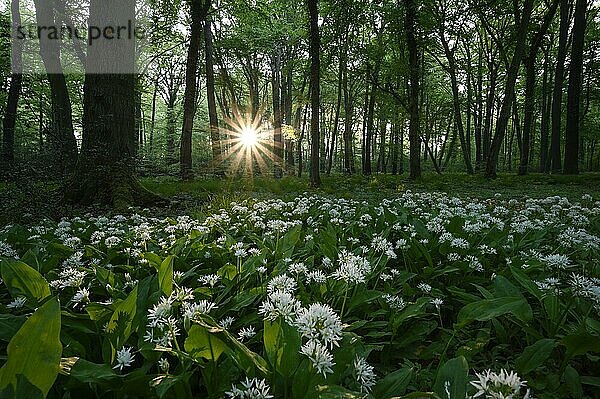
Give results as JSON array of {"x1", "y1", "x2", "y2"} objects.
[
  {"x1": 32, "y1": 0, "x2": 78, "y2": 176},
  {"x1": 272, "y1": 47, "x2": 283, "y2": 178},
  {"x1": 405, "y1": 0, "x2": 421, "y2": 180},
  {"x1": 66, "y1": 0, "x2": 162, "y2": 208},
  {"x1": 563, "y1": 0, "x2": 586, "y2": 174},
  {"x1": 550, "y1": 0, "x2": 570, "y2": 173},
  {"x1": 205, "y1": 18, "x2": 221, "y2": 171},
  {"x1": 308, "y1": 0, "x2": 321, "y2": 187},
  {"x1": 1, "y1": 0, "x2": 23, "y2": 178},
  {"x1": 520, "y1": 0, "x2": 559, "y2": 175},
  {"x1": 440, "y1": 27, "x2": 473, "y2": 174},
  {"x1": 180, "y1": 0, "x2": 210, "y2": 179},
  {"x1": 484, "y1": 0, "x2": 534, "y2": 178}
]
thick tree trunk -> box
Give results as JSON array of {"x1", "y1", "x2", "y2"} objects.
[
  {"x1": 204, "y1": 18, "x2": 221, "y2": 171},
  {"x1": 33, "y1": 0, "x2": 78, "y2": 176},
  {"x1": 563, "y1": 0, "x2": 586, "y2": 174},
  {"x1": 550, "y1": 0, "x2": 570, "y2": 173},
  {"x1": 484, "y1": 0, "x2": 534, "y2": 178},
  {"x1": 1, "y1": 0, "x2": 23, "y2": 178},
  {"x1": 66, "y1": 0, "x2": 162, "y2": 208},
  {"x1": 308, "y1": 0, "x2": 321, "y2": 187},
  {"x1": 405, "y1": 0, "x2": 421, "y2": 180}
]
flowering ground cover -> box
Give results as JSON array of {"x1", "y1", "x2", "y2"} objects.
[{"x1": 0, "y1": 191, "x2": 599, "y2": 398}]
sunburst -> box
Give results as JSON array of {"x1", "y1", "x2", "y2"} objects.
[{"x1": 214, "y1": 104, "x2": 282, "y2": 177}]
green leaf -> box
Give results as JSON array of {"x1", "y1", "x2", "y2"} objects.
[
  {"x1": 184, "y1": 324, "x2": 228, "y2": 362},
  {"x1": 263, "y1": 319, "x2": 301, "y2": 377},
  {"x1": 0, "y1": 259, "x2": 50, "y2": 301},
  {"x1": 67, "y1": 358, "x2": 121, "y2": 384},
  {"x1": 561, "y1": 333, "x2": 600, "y2": 358},
  {"x1": 372, "y1": 367, "x2": 412, "y2": 398},
  {"x1": 0, "y1": 297, "x2": 62, "y2": 398},
  {"x1": 317, "y1": 385, "x2": 372, "y2": 398},
  {"x1": 106, "y1": 285, "x2": 139, "y2": 350},
  {"x1": 433, "y1": 356, "x2": 469, "y2": 399},
  {"x1": 157, "y1": 255, "x2": 174, "y2": 297},
  {"x1": 0, "y1": 315, "x2": 26, "y2": 342},
  {"x1": 563, "y1": 365, "x2": 583, "y2": 399},
  {"x1": 456, "y1": 297, "x2": 532, "y2": 328},
  {"x1": 515, "y1": 339, "x2": 556, "y2": 374}
]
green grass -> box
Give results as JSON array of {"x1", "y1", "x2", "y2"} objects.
[{"x1": 140, "y1": 172, "x2": 600, "y2": 205}]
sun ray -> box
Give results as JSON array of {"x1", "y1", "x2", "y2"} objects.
[{"x1": 214, "y1": 101, "x2": 283, "y2": 178}]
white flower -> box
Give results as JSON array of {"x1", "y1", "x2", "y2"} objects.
[
  {"x1": 267, "y1": 274, "x2": 297, "y2": 295},
  {"x1": 353, "y1": 356, "x2": 377, "y2": 392},
  {"x1": 418, "y1": 283, "x2": 432, "y2": 293},
  {"x1": 72, "y1": 287, "x2": 90, "y2": 308},
  {"x1": 237, "y1": 326, "x2": 256, "y2": 341},
  {"x1": 382, "y1": 294, "x2": 405, "y2": 310},
  {"x1": 158, "y1": 358, "x2": 170, "y2": 373},
  {"x1": 431, "y1": 298, "x2": 443, "y2": 310},
  {"x1": 295, "y1": 303, "x2": 343, "y2": 348},
  {"x1": 300, "y1": 340, "x2": 334, "y2": 376},
  {"x1": 259, "y1": 291, "x2": 302, "y2": 324},
  {"x1": 6, "y1": 296, "x2": 26, "y2": 309},
  {"x1": 183, "y1": 300, "x2": 218, "y2": 321},
  {"x1": 226, "y1": 377, "x2": 274, "y2": 399},
  {"x1": 219, "y1": 316, "x2": 235, "y2": 329},
  {"x1": 331, "y1": 250, "x2": 371, "y2": 284},
  {"x1": 113, "y1": 347, "x2": 135, "y2": 371},
  {"x1": 198, "y1": 274, "x2": 220, "y2": 287},
  {"x1": 471, "y1": 369, "x2": 530, "y2": 399},
  {"x1": 147, "y1": 296, "x2": 173, "y2": 327}
]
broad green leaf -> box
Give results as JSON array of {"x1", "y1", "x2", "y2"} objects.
[
  {"x1": 190, "y1": 318, "x2": 269, "y2": 376},
  {"x1": 66, "y1": 358, "x2": 120, "y2": 384},
  {"x1": 0, "y1": 259, "x2": 50, "y2": 301},
  {"x1": 0, "y1": 315, "x2": 26, "y2": 342},
  {"x1": 372, "y1": 367, "x2": 412, "y2": 398},
  {"x1": 433, "y1": 356, "x2": 469, "y2": 399},
  {"x1": 184, "y1": 324, "x2": 228, "y2": 362},
  {"x1": 509, "y1": 266, "x2": 542, "y2": 300},
  {"x1": 263, "y1": 319, "x2": 301, "y2": 377},
  {"x1": 456, "y1": 297, "x2": 532, "y2": 327},
  {"x1": 106, "y1": 285, "x2": 139, "y2": 350},
  {"x1": 561, "y1": 333, "x2": 600, "y2": 358},
  {"x1": 0, "y1": 297, "x2": 62, "y2": 398},
  {"x1": 563, "y1": 365, "x2": 583, "y2": 399},
  {"x1": 157, "y1": 255, "x2": 174, "y2": 297},
  {"x1": 515, "y1": 339, "x2": 556, "y2": 374},
  {"x1": 316, "y1": 385, "x2": 372, "y2": 398}
]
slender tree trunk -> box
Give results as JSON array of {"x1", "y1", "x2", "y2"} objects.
[
  {"x1": 550, "y1": 0, "x2": 570, "y2": 173},
  {"x1": 405, "y1": 0, "x2": 421, "y2": 180},
  {"x1": 520, "y1": 0, "x2": 559, "y2": 175},
  {"x1": 1, "y1": 0, "x2": 23, "y2": 178},
  {"x1": 204, "y1": 18, "x2": 221, "y2": 171},
  {"x1": 180, "y1": 0, "x2": 210, "y2": 179},
  {"x1": 563, "y1": 0, "x2": 586, "y2": 174},
  {"x1": 440, "y1": 27, "x2": 473, "y2": 174},
  {"x1": 475, "y1": 35, "x2": 484, "y2": 171},
  {"x1": 33, "y1": 0, "x2": 78, "y2": 176},
  {"x1": 272, "y1": 47, "x2": 283, "y2": 178},
  {"x1": 484, "y1": 0, "x2": 534, "y2": 178},
  {"x1": 308, "y1": 0, "x2": 321, "y2": 186}
]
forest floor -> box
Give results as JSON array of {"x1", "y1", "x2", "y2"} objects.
[{"x1": 1, "y1": 172, "x2": 599, "y2": 225}]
